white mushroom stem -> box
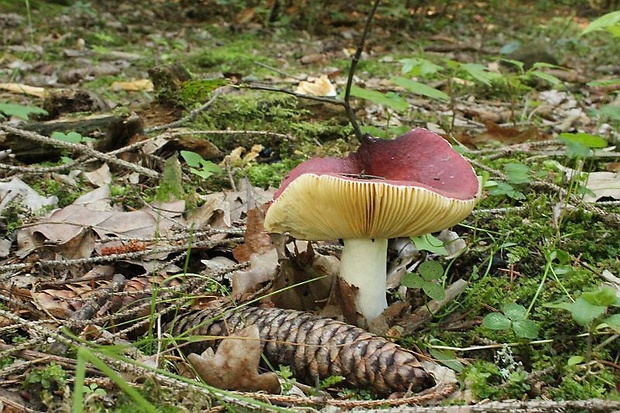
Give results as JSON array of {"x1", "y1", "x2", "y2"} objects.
[{"x1": 339, "y1": 238, "x2": 389, "y2": 322}]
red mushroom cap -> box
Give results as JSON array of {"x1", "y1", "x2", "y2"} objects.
[{"x1": 265, "y1": 128, "x2": 480, "y2": 240}]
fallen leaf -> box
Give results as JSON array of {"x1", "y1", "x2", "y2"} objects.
[
  {"x1": 187, "y1": 325, "x2": 281, "y2": 393},
  {"x1": 83, "y1": 164, "x2": 112, "y2": 187},
  {"x1": 295, "y1": 74, "x2": 337, "y2": 97},
  {"x1": 111, "y1": 79, "x2": 154, "y2": 92},
  {"x1": 231, "y1": 249, "x2": 279, "y2": 297},
  {"x1": 0, "y1": 177, "x2": 58, "y2": 213},
  {"x1": 232, "y1": 205, "x2": 273, "y2": 262}
]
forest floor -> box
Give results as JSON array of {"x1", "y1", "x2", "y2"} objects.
[{"x1": 0, "y1": 1, "x2": 619, "y2": 412}]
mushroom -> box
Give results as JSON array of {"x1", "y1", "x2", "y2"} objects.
[{"x1": 264, "y1": 128, "x2": 480, "y2": 323}]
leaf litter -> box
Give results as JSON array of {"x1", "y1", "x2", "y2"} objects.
[{"x1": 0, "y1": 1, "x2": 619, "y2": 412}]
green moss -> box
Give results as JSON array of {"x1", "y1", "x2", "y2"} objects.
[{"x1": 187, "y1": 34, "x2": 277, "y2": 73}]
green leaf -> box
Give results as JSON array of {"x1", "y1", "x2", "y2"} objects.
[
  {"x1": 567, "y1": 355, "x2": 585, "y2": 366},
  {"x1": 488, "y1": 182, "x2": 525, "y2": 200},
  {"x1": 411, "y1": 233, "x2": 448, "y2": 255},
  {"x1": 482, "y1": 313, "x2": 512, "y2": 330},
  {"x1": 582, "y1": 286, "x2": 617, "y2": 307},
  {"x1": 529, "y1": 70, "x2": 561, "y2": 85},
  {"x1": 0, "y1": 103, "x2": 47, "y2": 120},
  {"x1": 391, "y1": 77, "x2": 450, "y2": 101},
  {"x1": 401, "y1": 273, "x2": 424, "y2": 289},
  {"x1": 400, "y1": 58, "x2": 443, "y2": 77},
  {"x1": 180, "y1": 150, "x2": 204, "y2": 167},
  {"x1": 559, "y1": 132, "x2": 608, "y2": 149},
  {"x1": 423, "y1": 282, "x2": 446, "y2": 301},
  {"x1": 587, "y1": 78, "x2": 620, "y2": 87},
  {"x1": 503, "y1": 162, "x2": 530, "y2": 184},
  {"x1": 460, "y1": 63, "x2": 502, "y2": 85},
  {"x1": 428, "y1": 347, "x2": 464, "y2": 372},
  {"x1": 350, "y1": 86, "x2": 409, "y2": 112},
  {"x1": 512, "y1": 319, "x2": 539, "y2": 339},
  {"x1": 582, "y1": 10, "x2": 620, "y2": 37},
  {"x1": 502, "y1": 303, "x2": 527, "y2": 321},
  {"x1": 601, "y1": 314, "x2": 620, "y2": 333},
  {"x1": 51, "y1": 131, "x2": 84, "y2": 143},
  {"x1": 569, "y1": 297, "x2": 607, "y2": 325},
  {"x1": 417, "y1": 261, "x2": 444, "y2": 281}
]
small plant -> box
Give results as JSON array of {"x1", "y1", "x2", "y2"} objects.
[
  {"x1": 401, "y1": 260, "x2": 446, "y2": 301},
  {"x1": 276, "y1": 365, "x2": 296, "y2": 394},
  {"x1": 481, "y1": 303, "x2": 539, "y2": 339},
  {"x1": 0, "y1": 102, "x2": 47, "y2": 120},
  {"x1": 25, "y1": 362, "x2": 67, "y2": 391},
  {"x1": 180, "y1": 150, "x2": 223, "y2": 180},
  {"x1": 51, "y1": 131, "x2": 94, "y2": 144},
  {"x1": 582, "y1": 10, "x2": 620, "y2": 37},
  {"x1": 546, "y1": 285, "x2": 620, "y2": 332}
]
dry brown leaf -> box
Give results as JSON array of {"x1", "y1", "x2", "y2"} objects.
[
  {"x1": 231, "y1": 249, "x2": 279, "y2": 297},
  {"x1": 83, "y1": 164, "x2": 112, "y2": 187},
  {"x1": 18, "y1": 203, "x2": 181, "y2": 257},
  {"x1": 270, "y1": 243, "x2": 336, "y2": 312},
  {"x1": 187, "y1": 325, "x2": 280, "y2": 394},
  {"x1": 232, "y1": 205, "x2": 272, "y2": 262}
]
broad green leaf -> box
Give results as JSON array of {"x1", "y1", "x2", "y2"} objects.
[
  {"x1": 180, "y1": 150, "x2": 204, "y2": 167},
  {"x1": 559, "y1": 132, "x2": 608, "y2": 149},
  {"x1": 460, "y1": 63, "x2": 502, "y2": 85},
  {"x1": 502, "y1": 303, "x2": 527, "y2": 321},
  {"x1": 401, "y1": 273, "x2": 424, "y2": 289},
  {"x1": 428, "y1": 347, "x2": 464, "y2": 372},
  {"x1": 512, "y1": 319, "x2": 539, "y2": 339},
  {"x1": 350, "y1": 86, "x2": 409, "y2": 112},
  {"x1": 582, "y1": 286, "x2": 617, "y2": 307},
  {"x1": 590, "y1": 103, "x2": 620, "y2": 122},
  {"x1": 561, "y1": 140, "x2": 592, "y2": 159},
  {"x1": 391, "y1": 77, "x2": 450, "y2": 101},
  {"x1": 51, "y1": 131, "x2": 84, "y2": 143},
  {"x1": 601, "y1": 314, "x2": 620, "y2": 333},
  {"x1": 567, "y1": 355, "x2": 585, "y2": 366},
  {"x1": 0, "y1": 103, "x2": 47, "y2": 120},
  {"x1": 503, "y1": 162, "x2": 530, "y2": 184},
  {"x1": 423, "y1": 282, "x2": 446, "y2": 301},
  {"x1": 582, "y1": 11, "x2": 620, "y2": 36},
  {"x1": 411, "y1": 233, "x2": 448, "y2": 255},
  {"x1": 360, "y1": 125, "x2": 389, "y2": 138},
  {"x1": 418, "y1": 261, "x2": 444, "y2": 281},
  {"x1": 482, "y1": 313, "x2": 512, "y2": 330},
  {"x1": 569, "y1": 297, "x2": 606, "y2": 325},
  {"x1": 488, "y1": 182, "x2": 525, "y2": 200},
  {"x1": 400, "y1": 58, "x2": 443, "y2": 77}
]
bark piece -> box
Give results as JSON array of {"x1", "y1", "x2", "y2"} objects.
[{"x1": 170, "y1": 306, "x2": 435, "y2": 396}]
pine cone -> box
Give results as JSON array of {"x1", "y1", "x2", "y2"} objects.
[{"x1": 169, "y1": 306, "x2": 435, "y2": 396}]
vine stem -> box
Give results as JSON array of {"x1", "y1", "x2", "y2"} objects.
[{"x1": 344, "y1": 0, "x2": 382, "y2": 141}]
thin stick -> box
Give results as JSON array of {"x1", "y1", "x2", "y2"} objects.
[{"x1": 0, "y1": 124, "x2": 160, "y2": 179}]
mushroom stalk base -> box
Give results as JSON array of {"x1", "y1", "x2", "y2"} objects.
[{"x1": 340, "y1": 238, "x2": 389, "y2": 322}]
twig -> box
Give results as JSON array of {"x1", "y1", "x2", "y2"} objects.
[
  {"x1": 343, "y1": 0, "x2": 381, "y2": 141},
  {"x1": 145, "y1": 87, "x2": 225, "y2": 133},
  {"x1": 242, "y1": 83, "x2": 344, "y2": 105},
  {"x1": 0, "y1": 124, "x2": 160, "y2": 179}
]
